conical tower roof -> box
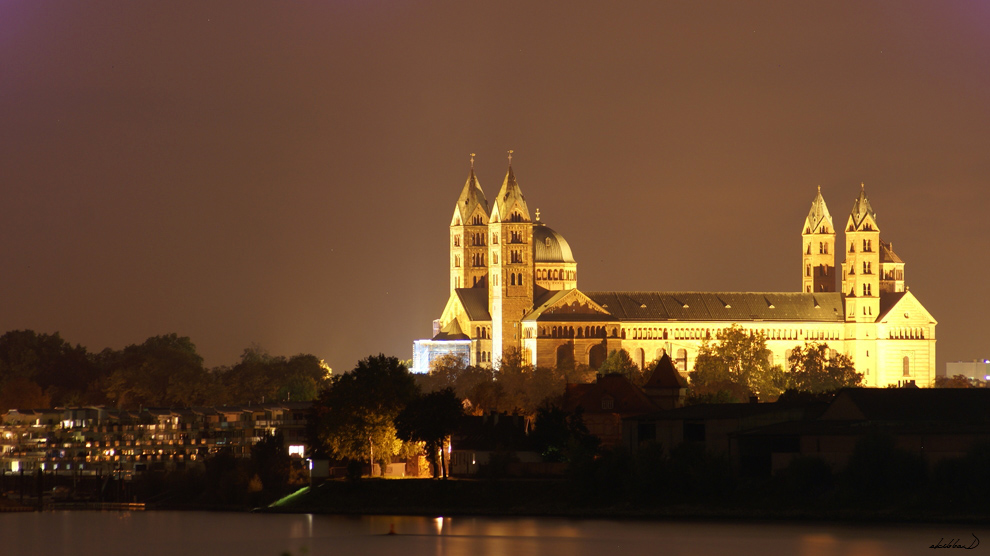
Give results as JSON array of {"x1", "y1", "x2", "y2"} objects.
[
  {"x1": 493, "y1": 163, "x2": 531, "y2": 221},
  {"x1": 804, "y1": 186, "x2": 833, "y2": 233},
  {"x1": 644, "y1": 353, "x2": 688, "y2": 389},
  {"x1": 849, "y1": 184, "x2": 877, "y2": 230},
  {"x1": 453, "y1": 163, "x2": 488, "y2": 224}
]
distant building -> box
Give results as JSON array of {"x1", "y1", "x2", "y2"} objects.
[
  {"x1": 414, "y1": 156, "x2": 937, "y2": 386},
  {"x1": 944, "y1": 360, "x2": 990, "y2": 380},
  {"x1": 0, "y1": 403, "x2": 311, "y2": 476},
  {"x1": 728, "y1": 388, "x2": 990, "y2": 476},
  {"x1": 563, "y1": 373, "x2": 661, "y2": 447}
]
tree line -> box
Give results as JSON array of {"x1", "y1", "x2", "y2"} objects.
[
  {"x1": 689, "y1": 325, "x2": 863, "y2": 402},
  {"x1": 0, "y1": 330, "x2": 331, "y2": 410},
  {"x1": 307, "y1": 353, "x2": 603, "y2": 479}
]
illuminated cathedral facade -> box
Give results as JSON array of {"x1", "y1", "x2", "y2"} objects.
[{"x1": 412, "y1": 156, "x2": 936, "y2": 388}]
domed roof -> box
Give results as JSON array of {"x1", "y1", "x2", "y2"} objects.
[{"x1": 534, "y1": 223, "x2": 576, "y2": 263}]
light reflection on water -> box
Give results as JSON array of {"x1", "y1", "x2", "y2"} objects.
[{"x1": 0, "y1": 511, "x2": 980, "y2": 556}]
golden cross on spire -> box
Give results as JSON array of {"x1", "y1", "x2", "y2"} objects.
[
  {"x1": 535, "y1": 208, "x2": 541, "y2": 221},
  {"x1": 507, "y1": 149, "x2": 513, "y2": 165},
  {"x1": 470, "y1": 153, "x2": 475, "y2": 169}
]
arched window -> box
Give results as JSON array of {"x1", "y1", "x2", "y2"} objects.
[
  {"x1": 819, "y1": 242, "x2": 824, "y2": 254},
  {"x1": 903, "y1": 356, "x2": 910, "y2": 376},
  {"x1": 806, "y1": 264, "x2": 811, "y2": 277},
  {"x1": 635, "y1": 348, "x2": 645, "y2": 370},
  {"x1": 517, "y1": 273, "x2": 523, "y2": 286},
  {"x1": 675, "y1": 349, "x2": 687, "y2": 372},
  {"x1": 510, "y1": 273, "x2": 516, "y2": 286},
  {"x1": 824, "y1": 242, "x2": 829, "y2": 254}
]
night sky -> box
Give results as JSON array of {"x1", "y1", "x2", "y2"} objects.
[{"x1": 3, "y1": 1, "x2": 988, "y2": 374}]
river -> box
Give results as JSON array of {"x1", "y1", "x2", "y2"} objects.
[{"x1": 0, "y1": 511, "x2": 981, "y2": 556}]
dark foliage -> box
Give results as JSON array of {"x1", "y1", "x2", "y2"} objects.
[{"x1": 395, "y1": 387, "x2": 464, "y2": 478}]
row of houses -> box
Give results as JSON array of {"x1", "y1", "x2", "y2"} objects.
[
  {"x1": 556, "y1": 354, "x2": 990, "y2": 477},
  {"x1": 0, "y1": 403, "x2": 311, "y2": 477},
  {"x1": 5, "y1": 359, "x2": 988, "y2": 482}
]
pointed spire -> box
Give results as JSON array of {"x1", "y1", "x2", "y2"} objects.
[
  {"x1": 493, "y1": 150, "x2": 531, "y2": 221},
  {"x1": 805, "y1": 185, "x2": 833, "y2": 233},
  {"x1": 454, "y1": 154, "x2": 488, "y2": 224},
  {"x1": 849, "y1": 182, "x2": 877, "y2": 230}
]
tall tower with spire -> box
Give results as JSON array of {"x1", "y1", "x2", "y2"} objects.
[
  {"x1": 802, "y1": 186, "x2": 835, "y2": 293},
  {"x1": 842, "y1": 184, "x2": 881, "y2": 323},
  {"x1": 450, "y1": 154, "x2": 490, "y2": 293},
  {"x1": 488, "y1": 151, "x2": 534, "y2": 364}
]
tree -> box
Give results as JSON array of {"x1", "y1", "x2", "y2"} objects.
[
  {"x1": 308, "y1": 354, "x2": 418, "y2": 473},
  {"x1": 219, "y1": 348, "x2": 332, "y2": 405},
  {"x1": 0, "y1": 376, "x2": 51, "y2": 409},
  {"x1": 934, "y1": 374, "x2": 975, "y2": 389},
  {"x1": 598, "y1": 349, "x2": 645, "y2": 385},
  {"x1": 530, "y1": 404, "x2": 599, "y2": 463},
  {"x1": 250, "y1": 430, "x2": 291, "y2": 500},
  {"x1": 0, "y1": 330, "x2": 101, "y2": 407},
  {"x1": 395, "y1": 388, "x2": 464, "y2": 478},
  {"x1": 786, "y1": 342, "x2": 861, "y2": 393},
  {"x1": 102, "y1": 334, "x2": 208, "y2": 408},
  {"x1": 419, "y1": 354, "x2": 468, "y2": 393},
  {"x1": 492, "y1": 348, "x2": 532, "y2": 414},
  {"x1": 689, "y1": 325, "x2": 786, "y2": 402}
]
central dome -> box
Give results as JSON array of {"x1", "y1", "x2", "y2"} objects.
[{"x1": 533, "y1": 223, "x2": 576, "y2": 263}]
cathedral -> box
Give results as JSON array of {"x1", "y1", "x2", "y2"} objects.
[{"x1": 412, "y1": 155, "x2": 937, "y2": 388}]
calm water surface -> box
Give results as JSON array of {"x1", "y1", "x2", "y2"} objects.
[{"x1": 0, "y1": 511, "x2": 982, "y2": 556}]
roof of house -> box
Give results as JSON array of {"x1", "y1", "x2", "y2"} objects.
[
  {"x1": 643, "y1": 353, "x2": 688, "y2": 390},
  {"x1": 821, "y1": 388, "x2": 990, "y2": 423},
  {"x1": 564, "y1": 374, "x2": 658, "y2": 415},
  {"x1": 627, "y1": 400, "x2": 828, "y2": 423}
]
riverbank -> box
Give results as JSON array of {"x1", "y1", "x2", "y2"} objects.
[{"x1": 257, "y1": 478, "x2": 990, "y2": 525}]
